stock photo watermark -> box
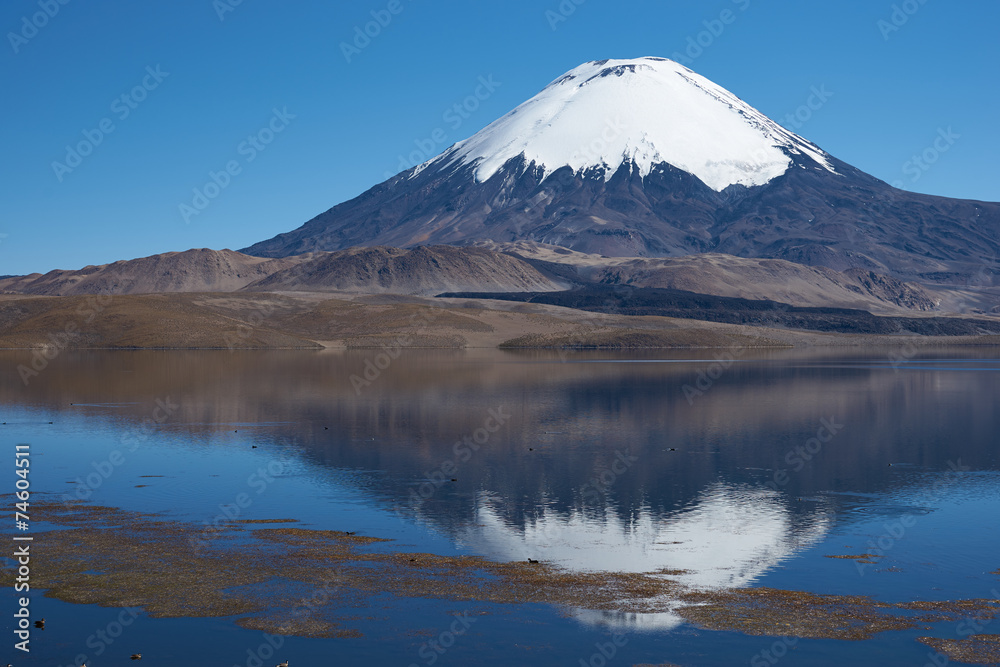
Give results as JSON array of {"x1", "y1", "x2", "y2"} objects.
[
  {"x1": 409, "y1": 408, "x2": 511, "y2": 504},
  {"x1": 213, "y1": 0, "x2": 246, "y2": 21},
  {"x1": 763, "y1": 418, "x2": 845, "y2": 491},
  {"x1": 577, "y1": 633, "x2": 628, "y2": 667},
  {"x1": 750, "y1": 636, "x2": 799, "y2": 667},
  {"x1": 780, "y1": 85, "x2": 834, "y2": 131},
  {"x1": 51, "y1": 65, "x2": 170, "y2": 182},
  {"x1": 17, "y1": 294, "x2": 112, "y2": 385},
  {"x1": 12, "y1": 443, "x2": 32, "y2": 654},
  {"x1": 408, "y1": 612, "x2": 478, "y2": 666},
  {"x1": 223, "y1": 301, "x2": 279, "y2": 350},
  {"x1": 190, "y1": 456, "x2": 294, "y2": 554},
  {"x1": 223, "y1": 256, "x2": 326, "y2": 347},
  {"x1": 235, "y1": 631, "x2": 288, "y2": 667},
  {"x1": 856, "y1": 126, "x2": 961, "y2": 236},
  {"x1": 178, "y1": 107, "x2": 295, "y2": 224},
  {"x1": 341, "y1": 0, "x2": 409, "y2": 63},
  {"x1": 878, "y1": 0, "x2": 931, "y2": 40},
  {"x1": 681, "y1": 349, "x2": 746, "y2": 405},
  {"x1": 855, "y1": 459, "x2": 971, "y2": 576},
  {"x1": 54, "y1": 607, "x2": 143, "y2": 667},
  {"x1": 920, "y1": 588, "x2": 1000, "y2": 667},
  {"x1": 349, "y1": 307, "x2": 446, "y2": 394},
  {"x1": 580, "y1": 449, "x2": 639, "y2": 504},
  {"x1": 901, "y1": 127, "x2": 959, "y2": 184},
  {"x1": 385, "y1": 74, "x2": 502, "y2": 177},
  {"x1": 60, "y1": 397, "x2": 179, "y2": 504},
  {"x1": 516, "y1": 114, "x2": 627, "y2": 231},
  {"x1": 7, "y1": 0, "x2": 72, "y2": 54},
  {"x1": 670, "y1": 0, "x2": 752, "y2": 67},
  {"x1": 545, "y1": 0, "x2": 586, "y2": 31}
]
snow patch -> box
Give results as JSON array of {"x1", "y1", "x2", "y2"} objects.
[{"x1": 429, "y1": 57, "x2": 837, "y2": 192}]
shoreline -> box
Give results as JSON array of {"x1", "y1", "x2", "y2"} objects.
[{"x1": 2, "y1": 291, "x2": 998, "y2": 351}]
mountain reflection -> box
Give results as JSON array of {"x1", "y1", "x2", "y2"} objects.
[
  {"x1": 459, "y1": 483, "x2": 832, "y2": 585},
  {"x1": 451, "y1": 483, "x2": 833, "y2": 630},
  {"x1": 2, "y1": 348, "x2": 997, "y2": 632}
]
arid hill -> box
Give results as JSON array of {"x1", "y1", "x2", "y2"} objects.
[
  {"x1": 0, "y1": 292, "x2": 788, "y2": 351},
  {"x1": 0, "y1": 246, "x2": 564, "y2": 298},
  {"x1": 0, "y1": 243, "x2": 944, "y2": 317},
  {"x1": 0, "y1": 249, "x2": 304, "y2": 296},
  {"x1": 241, "y1": 59, "x2": 1000, "y2": 286},
  {"x1": 490, "y1": 242, "x2": 937, "y2": 314},
  {"x1": 243, "y1": 245, "x2": 565, "y2": 295}
]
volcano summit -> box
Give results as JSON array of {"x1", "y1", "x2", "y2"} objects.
[{"x1": 244, "y1": 57, "x2": 998, "y2": 286}]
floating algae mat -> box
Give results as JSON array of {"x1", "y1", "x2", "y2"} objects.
[
  {"x1": 5, "y1": 498, "x2": 1000, "y2": 661},
  {"x1": 9, "y1": 499, "x2": 690, "y2": 636},
  {"x1": 917, "y1": 635, "x2": 1000, "y2": 665}
]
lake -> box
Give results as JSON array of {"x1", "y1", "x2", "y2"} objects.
[{"x1": 2, "y1": 347, "x2": 999, "y2": 666}]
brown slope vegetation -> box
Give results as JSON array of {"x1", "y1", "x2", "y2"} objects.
[
  {"x1": 1, "y1": 290, "x2": 996, "y2": 351},
  {"x1": 243, "y1": 245, "x2": 565, "y2": 295},
  {"x1": 0, "y1": 249, "x2": 304, "y2": 296},
  {"x1": 492, "y1": 242, "x2": 937, "y2": 314},
  {"x1": 0, "y1": 241, "x2": 939, "y2": 316},
  {"x1": 0, "y1": 245, "x2": 564, "y2": 298},
  {"x1": 499, "y1": 328, "x2": 784, "y2": 349},
  {"x1": 0, "y1": 293, "x2": 789, "y2": 350},
  {"x1": 0, "y1": 294, "x2": 319, "y2": 349}
]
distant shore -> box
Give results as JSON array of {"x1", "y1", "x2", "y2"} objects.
[{"x1": 2, "y1": 292, "x2": 999, "y2": 351}]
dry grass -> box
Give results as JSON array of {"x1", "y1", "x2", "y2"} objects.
[
  {"x1": 2, "y1": 292, "x2": 995, "y2": 350},
  {"x1": 499, "y1": 328, "x2": 787, "y2": 349},
  {"x1": 0, "y1": 294, "x2": 319, "y2": 349}
]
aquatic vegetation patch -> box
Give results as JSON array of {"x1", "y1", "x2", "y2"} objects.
[
  {"x1": 678, "y1": 587, "x2": 915, "y2": 640},
  {"x1": 670, "y1": 588, "x2": 1000, "y2": 641},
  {"x1": 824, "y1": 553, "x2": 881, "y2": 564},
  {"x1": 4, "y1": 499, "x2": 686, "y2": 637},
  {"x1": 917, "y1": 634, "x2": 1000, "y2": 665},
  {"x1": 5, "y1": 498, "x2": 1000, "y2": 644}
]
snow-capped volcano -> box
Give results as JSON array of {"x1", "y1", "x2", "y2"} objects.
[
  {"x1": 433, "y1": 57, "x2": 835, "y2": 191},
  {"x1": 243, "y1": 58, "x2": 999, "y2": 285}
]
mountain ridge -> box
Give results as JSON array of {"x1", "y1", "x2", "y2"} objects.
[
  {"x1": 0, "y1": 243, "x2": 944, "y2": 315},
  {"x1": 240, "y1": 57, "x2": 999, "y2": 286}
]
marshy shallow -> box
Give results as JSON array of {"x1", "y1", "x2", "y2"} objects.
[{"x1": 2, "y1": 348, "x2": 999, "y2": 665}]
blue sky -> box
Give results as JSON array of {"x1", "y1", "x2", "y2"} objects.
[{"x1": 2, "y1": 0, "x2": 998, "y2": 275}]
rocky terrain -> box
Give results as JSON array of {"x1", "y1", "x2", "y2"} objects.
[
  {"x1": 244, "y1": 245, "x2": 565, "y2": 295},
  {"x1": 491, "y1": 242, "x2": 938, "y2": 314},
  {"x1": 3, "y1": 59, "x2": 997, "y2": 348},
  {"x1": 0, "y1": 249, "x2": 304, "y2": 296},
  {"x1": 241, "y1": 59, "x2": 999, "y2": 286}
]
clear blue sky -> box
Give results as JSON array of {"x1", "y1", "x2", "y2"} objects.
[{"x1": 2, "y1": 0, "x2": 998, "y2": 275}]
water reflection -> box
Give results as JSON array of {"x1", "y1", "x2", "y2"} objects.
[
  {"x1": 2, "y1": 348, "x2": 998, "y2": 632},
  {"x1": 448, "y1": 483, "x2": 832, "y2": 630},
  {"x1": 461, "y1": 483, "x2": 833, "y2": 583}
]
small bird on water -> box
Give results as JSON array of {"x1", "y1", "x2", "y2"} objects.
[
  {"x1": 130, "y1": 654, "x2": 142, "y2": 660},
  {"x1": 34, "y1": 618, "x2": 45, "y2": 629}
]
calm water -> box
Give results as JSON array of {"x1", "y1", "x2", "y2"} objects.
[{"x1": 2, "y1": 348, "x2": 999, "y2": 666}]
